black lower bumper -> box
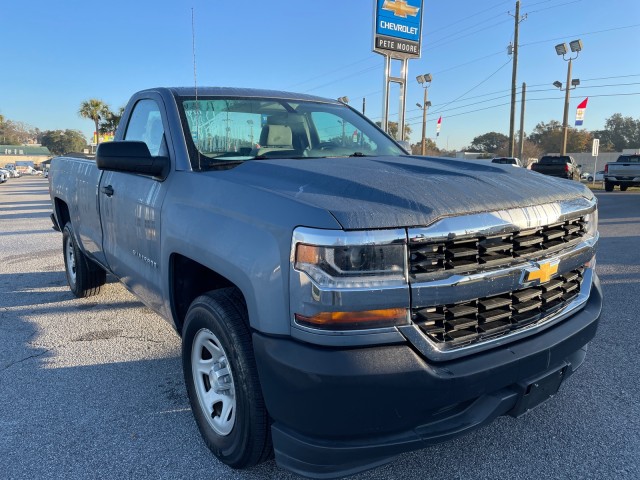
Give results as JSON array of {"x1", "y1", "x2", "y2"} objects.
[{"x1": 253, "y1": 275, "x2": 602, "y2": 479}]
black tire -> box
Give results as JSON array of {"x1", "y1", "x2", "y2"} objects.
[
  {"x1": 62, "y1": 223, "x2": 106, "y2": 297},
  {"x1": 588, "y1": 176, "x2": 593, "y2": 182},
  {"x1": 620, "y1": 185, "x2": 628, "y2": 191},
  {"x1": 182, "y1": 288, "x2": 272, "y2": 469},
  {"x1": 604, "y1": 181, "x2": 614, "y2": 192}
]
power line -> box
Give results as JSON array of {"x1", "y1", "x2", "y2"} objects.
[
  {"x1": 424, "y1": 0, "x2": 512, "y2": 37},
  {"x1": 423, "y1": 18, "x2": 512, "y2": 52},
  {"x1": 520, "y1": 23, "x2": 640, "y2": 47},
  {"x1": 524, "y1": 0, "x2": 583, "y2": 14},
  {"x1": 430, "y1": 59, "x2": 513, "y2": 115},
  {"x1": 581, "y1": 74, "x2": 640, "y2": 82}
]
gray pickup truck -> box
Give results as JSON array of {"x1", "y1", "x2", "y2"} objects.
[
  {"x1": 604, "y1": 153, "x2": 640, "y2": 191},
  {"x1": 49, "y1": 87, "x2": 602, "y2": 479}
]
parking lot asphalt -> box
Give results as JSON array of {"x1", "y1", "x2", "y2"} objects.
[{"x1": 1, "y1": 176, "x2": 638, "y2": 480}]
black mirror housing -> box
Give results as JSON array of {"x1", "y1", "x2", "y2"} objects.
[{"x1": 96, "y1": 141, "x2": 169, "y2": 180}]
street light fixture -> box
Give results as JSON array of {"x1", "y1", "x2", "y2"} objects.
[
  {"x1": 416, "y1": 73, "x2": 432, "y2": 155},
  {"x1": 569, "y1": 39, "x2": 583, "y2": 52},
  {"x1": 555, "y1": 43, "x2": 568, "y2": 56},
  {"x1": 554, "y1": 38, "x2": 583, "y2": 155},
  {"x1": 416, "y1": 73, "x2": 432, "y2": 85}
]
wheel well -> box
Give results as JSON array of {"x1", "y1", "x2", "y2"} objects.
[
  {"x1": 170, "y1": 254, "x2": 245, "y2": 334},
  {"x1": 54, "y1": 198, "x2": 70, "y2": 228}
]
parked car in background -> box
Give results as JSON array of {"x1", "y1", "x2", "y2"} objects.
[
  {"x1": 531, "y1": 155, "x2": 581, "y2": 180},
  {"x1": 491, "y1": 157, "x2": 522, "y2": 167},
  {"x1": 581, "y1": 171, "x2": 605, "y2": 182},
  {"x1": 604, "y1": 154, "x2": 640, "y2": 191},
  {"x1": 0, "y1": 168, "x2": 9, "y2": 183}
]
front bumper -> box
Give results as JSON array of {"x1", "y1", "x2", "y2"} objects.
[{"x1": 253, "y1": 273, "x2": 603, "y2": 479}]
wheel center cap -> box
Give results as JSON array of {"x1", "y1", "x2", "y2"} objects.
[{"x1": 209, "y1": 358, "x2": 233, "y2": 395}]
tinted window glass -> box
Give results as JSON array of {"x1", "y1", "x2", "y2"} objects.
[
  {"x1": 539, "y1": 156, "x2": 570, "y2": 164},
  {"x1": 179, "y1": 97, "x2": 404, "y2": 170},
  {"x1": 124, "y1": 99, "x2": 166, "y2": 157}
]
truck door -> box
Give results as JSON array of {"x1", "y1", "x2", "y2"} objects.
[{"x1": 98, "y1": 96, "x2": 170, "y2": 314}]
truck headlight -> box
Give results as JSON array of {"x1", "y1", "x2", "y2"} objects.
[
  {"x1": 295, "y1": 242, "x2": 406, "y2": 288},
  {"x1": 292, "y1": 228, "x2": 407, "y2": 288},
  {"x1": 584, "y1": 208, "x2": 598, "y2": 238}
]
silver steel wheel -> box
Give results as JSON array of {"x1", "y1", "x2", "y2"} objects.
[
  {"x1": 191, "y1": 328, "x2": 236, "y2": 436},
  {"x1": 65, "y1": 234, "x2": 77, "y2": 286}
]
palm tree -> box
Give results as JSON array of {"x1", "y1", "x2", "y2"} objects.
[{"x1": 79, "y1": 99, "x2": 109, "y2": 145}]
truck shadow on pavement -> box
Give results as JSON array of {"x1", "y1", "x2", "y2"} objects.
[{"x1": 0, "y1": 277, "x2": 293, "y2": 480}]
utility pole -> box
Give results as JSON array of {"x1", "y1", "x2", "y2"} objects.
[
  {"x1": 362, "y1": 97, "x2": 366, "y2": 115},
  {"x1": 508, "y1": 1, "x2": 526, "y2": 157},
  {"x1": 518, "y1": 82, "x2": 526, "y2": 162}
]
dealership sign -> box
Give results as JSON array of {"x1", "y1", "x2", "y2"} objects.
[{"x1": 373, "y1": 0, "x2": 424, "y2": 58}]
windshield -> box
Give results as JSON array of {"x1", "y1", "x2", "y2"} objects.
[{"x1": 178, "y1": 96, "x2": 405, "y2": 170}]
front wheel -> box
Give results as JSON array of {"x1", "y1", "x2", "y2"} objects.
[
  {"x1": 620, "y1": 185, "x2": 628, "y2": 191},
  {"x1": 182, "y1": 289, "x2": 272, "y2": 469},
  {"x1": 62, "y1": 223, "x2": 106, "y2": 297},
  {"x1": 604, "y1": 181, "x2": 614, "y2": 192}
]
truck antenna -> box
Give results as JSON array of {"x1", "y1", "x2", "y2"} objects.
[{"x1": 192, "y1": 7, "x2": 201, "y2": 170}]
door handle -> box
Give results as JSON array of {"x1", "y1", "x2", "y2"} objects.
[{"x1": 101, "y1": 185, "x2": 114, "y2": 197}]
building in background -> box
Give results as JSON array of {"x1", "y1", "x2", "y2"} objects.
[{"x1": 0, "y1": 145, "x2": 52, "y2": 169}]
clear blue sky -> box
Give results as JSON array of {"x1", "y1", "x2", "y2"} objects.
[{"x1": 1, "y1": 0, "x2": 639, "y2": 150}]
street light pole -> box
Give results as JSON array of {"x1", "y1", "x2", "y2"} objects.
[
  {"x1": 421, "y1": 87, "x2": 428, "y2": 155},
  {"x1": 554, "y1": 39, "x2": 582, "y2": 156},
  {"x1": 416, "y1": 73, "x2": 432, "y2": 156},
  {"x1": 561, "y1": 58, "x2": 573, "y2": 156}
]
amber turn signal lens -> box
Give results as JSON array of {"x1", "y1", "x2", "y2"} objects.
[
  {"x1": 296, "y1": 244, "x2": 320, "y2": 265},
  {"x1": 295, "y1": 308, "x2": 408, "y2": 330}
]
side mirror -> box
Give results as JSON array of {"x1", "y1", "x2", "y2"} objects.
[{"x1": 96, "y1": 141, "x2": 169, "y2": 180}]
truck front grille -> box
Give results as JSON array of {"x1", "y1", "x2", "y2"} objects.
[
  {"x1": 409, "y1": 216, "x2": 586, "y2": 279},
  {"x1": 412, "y1": 268, "x2": 584, "y2": 347}
]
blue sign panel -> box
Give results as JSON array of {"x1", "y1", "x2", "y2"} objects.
[{"x1": 373, "y1": 0, "x2": 423, "y2": 57}]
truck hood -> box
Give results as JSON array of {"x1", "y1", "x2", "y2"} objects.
[{"x1": 220, "y1": 156, "x2": 593, "y2": 229}]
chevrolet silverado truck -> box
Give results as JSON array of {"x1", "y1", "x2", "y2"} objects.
[
  {"x1": 531, "y1": 155, "x2": 581, "y2": 180},
  {"x1": 603, "y1": 153, "x2": 640, "y2": 191},
  {"x1": 48, "y1": 87, "x2": 602, "y2": 479}
]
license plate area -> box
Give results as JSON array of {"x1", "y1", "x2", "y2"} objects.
[{"x1": 509, "y1": 365, "x2": 567, "y2": 417}]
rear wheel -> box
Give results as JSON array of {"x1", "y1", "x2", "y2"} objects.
[
  {"x1": 62, "y1": 223, "x2": 106, "y2": 297},
  {"x1": 604, "y1": 181, "x2": 614, "y2": 192},
  {"x1": 620, "y1": 185, "x2": 628, "y2": 191},
  {"x1": 182, "y1": 289, "x2": 272, "y2": 469}
]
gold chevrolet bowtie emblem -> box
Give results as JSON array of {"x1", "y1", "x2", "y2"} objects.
[
  {"x1": 526, "y1": 261, "x2": 559, "y2": 284},
  {"x1": 382, "y1": 0, "x2": 420, "y2": 18}
]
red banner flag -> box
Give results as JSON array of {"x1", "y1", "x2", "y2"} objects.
[{"x1": 575, "y1": 98, "x2": 588, "y2": 126}]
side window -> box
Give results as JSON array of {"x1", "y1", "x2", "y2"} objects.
[{"x1": 124, "y1": 99, "x2": 166, "y2": 157}]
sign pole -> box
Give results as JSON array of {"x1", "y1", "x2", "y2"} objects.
[{"x1": 591, "y1": 138, "x2": 600, "y2": 186}]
